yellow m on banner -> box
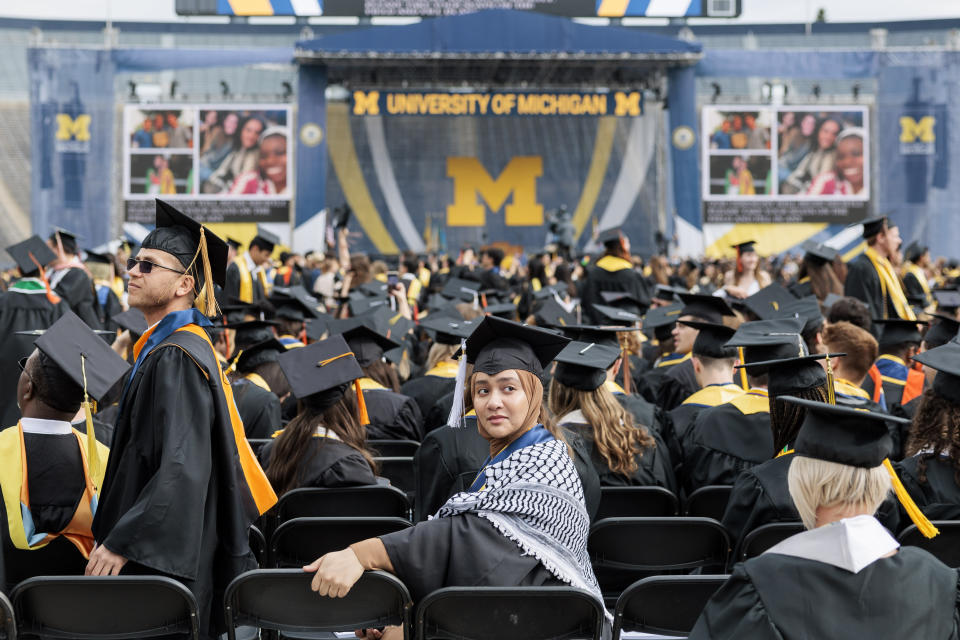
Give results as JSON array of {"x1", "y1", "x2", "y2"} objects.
[
  {"x1": 446, "y1": 156, "x2": 543, "y2": 227},
  {"x1": 353, "y1": 91, "x2": 381, "y2": 116},
  {"x1": 56, "y1": 114, "x2": 91, "y2": 141},
  {"x1": 899, "y1": 116, "x2": 935, "y2": 143}
]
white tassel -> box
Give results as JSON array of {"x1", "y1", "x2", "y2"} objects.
[{"x1": 446, "y1": 338, "x2": 469, "y2": 428}]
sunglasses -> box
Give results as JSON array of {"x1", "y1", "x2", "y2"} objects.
[{"x1": 127, "y1": 258, "x2": 186, "y2": 275}]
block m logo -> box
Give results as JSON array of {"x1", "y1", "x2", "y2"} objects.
[
  {"x1": 899, "y1": 116, "x2": 935, "y2": 143},
  {"x1": 55, "y1": 114, "x2": 91, "y2": 141},
  {"x1": 614, "y1": 91, "x2": 641, "y2": 117},
  {"x1": 353, "y1": 91, "x2": 380, "y2": 116},
  {"x1": 446, "y1": 157, "x2": 543, "y2": 227}
]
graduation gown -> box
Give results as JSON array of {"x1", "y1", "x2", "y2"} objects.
[
  {"x1": 223, "y1": 258, "x2": 267, "y2": 304},
  {"x1": 92, "y1": 328, "x2": 263, "y2": 638},
  {"x1": 665, "y1": 383, "x2": 745, "y2": 477},
  {"x1": 400, "y1": 368, "x2": 457, "y2": 423},
  {"x1": 615, "y1": 353, "x2": 651, "y2": 395},
  {"x1": 689, "y1": 529, "x2": 960, "y2": 639},
  {"x1": 232, "y1": 379, "x2": 282, "y2": 439},
  {"x1": 655, "y1": 358, "x2": 699, "y2": 411},
  {"x1": 0, "y1": 280, "x2": 68, "y2": 427},
  {"x1": 862, "y1": 356, "x2": 925, "y2": 420},
  {"x1": 50, "y1": 267, "x2": 102, "y2": 329},
  {"x1": 607, "y1": 382, "x2": 658, "y2": 432},
  {"x1": 844, "y1": 252, "x2": 902, "y2": 324},
  {"x1": 360, "y1": 380, "x2": 424, "y2": 442},
  {"x1": 681, "y1": 390, "x2": 772, "y2": 495},
  {"x1": 579, "y1": 255, "x2": 650, "y2": 323},
  {"x1": 898, "y1": 455, "x2": 960, "y2": 522},
  {"x1": 258, "y1": 437, "x2": 377, "y2": 489},
  {"x1": 95, "y1": 284, "x2": 123, "y2": 333}
]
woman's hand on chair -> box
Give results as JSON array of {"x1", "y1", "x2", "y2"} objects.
[{"x1": 304, "y1": 548, "x2": 364, "y2": 598}]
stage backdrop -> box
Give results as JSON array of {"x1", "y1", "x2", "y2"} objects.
[{"x1": 316, "y1": 89, "x2": 664, "y2": 255}]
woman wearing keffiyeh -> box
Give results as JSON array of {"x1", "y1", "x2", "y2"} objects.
[{"x1": 304, "y1": 317, "x2": 608, "y2": 637}]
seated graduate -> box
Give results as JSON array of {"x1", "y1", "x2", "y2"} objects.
[
  {"x1": 304, "y1": 317, "x2": 606, "y2": 623},
  {"x1": 258, "y1": 335, "x2": 378, "y2": 493},
  {"x1": 269, "y1": 293, "x2": 312, "y2": 349},
  {"x1": 633, "y1": 303, "x2": 681, "y2": 402},
  {"x1": 864, "y1": 318, "x2": 927, "y2": 418},
  {"x1": 821, "y1": 321, "x2": 887, "y2": 411},
  {"x1": 1, "y1": 312, "x2": 125, "y2": 591},
  {"x1": 549, "y1": 340, "x2": 675, "y2": 492},
  {"x1": 401, "y1": 314, "x2": 468, "y2": 422},
  {"x1": 899, "y1": 337, "x2": 960, "y2": 520},
  {"x1": 689, "y1": 397, "x2": 955, "y2": 640}
]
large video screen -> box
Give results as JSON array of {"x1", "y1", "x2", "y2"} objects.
[
  {"x1": 701, "y1": 105, "x2": 869, "y2": 224},
  {"x1": 123, "y1": 104, "x2": 291, "y2": 224}
]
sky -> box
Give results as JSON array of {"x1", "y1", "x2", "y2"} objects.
[{"x1": 0, "y1": 0, "x2": 957, "y2": 23}]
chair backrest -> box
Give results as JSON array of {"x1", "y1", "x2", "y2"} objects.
[
  {"x1": 588, "y1": 518, "x2": 730, "y2": 598},
  {"x1": 375, "y1": 457, "x2": 416, "y2": 496},
  {"x1": 276, "y1": 486, "x2": 411, "y2": 523},
  {"x1": 415, "y1": 587, "x2": 605, "y2": 640},
  {"x1": 369, "y1": 440, "x2": 421, "y2": 458},
  {"x1": 12, "y1": 576, "x2": 198, "y2": 639},
  {"x1": 740, "y1": 522, "x2": 806, "y2": 561},
  {"x1": 249, "y1": 525, "x2": 267, "y2": 567},
  {"x1": 899, "y1": 521, "x2": 960, "y2": 568},
  {"x1": 612, "y1": 575, "x2": 729, "y2": 638},
  {"x1": 3, "y1": 537, "x2": 88, "y2": 592},
  {"x1": 225, "y1": 569, "x2": 411, "y2": 640},
  {"x1": 270, "y1": 517, "x2": 412, "y2": 568},
  {"x1": 595, "y1": 486, "x2": 679, "y2": 520},
  {"x1": 0, "y1": 591, "x2": 15, "y2": 640},
  {"x1": 683, "y1": 485, "x2": 734, "y2": 521}
]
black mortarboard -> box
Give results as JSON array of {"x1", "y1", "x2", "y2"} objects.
[
  {"x1": 822, "y1": 293, "x2": 844, "y2": 312},
  {"x1": 784, "y1": 396, "x2": 902, "y2": 468},
  {"x1": 933, "y1": 288, "x2": 960, "y2": 313},
  {"x1": 463, "y1": 316, "x2": 570, "y2": 377},
  {"x1": 553, "y1": 341, "x2": 621, "y2": 391},
  {"x1": 677, "y1": 292, "x2": 735, "y2": 323},
  {"x1": 236, "y1": 337, "x2": 286, "y2": 372},
  {"x1": 277, "y1": 335, "x2": 363, "y2": 405},
  {"x1": 731, "y1": 240, "x2": 757, "y2": 254},
  {"x1": 533, "y1": 298, "x2": 576, "y2": 328},
  {"x1": 653, "y1": 285, "x2": 687, "y2": 303},
  {"x1": 856, "y1": 215, "x2": 889, "y2": 239},
  {"x1": 912, "y1": 337, "x2": 960, "y2": 406},
  {"x1": 226, "y1": 237, "x2": 243, "y2": 251},
  {"x1": 35, "y1": 311, "x2": 131, "y2": 405},
  {"x1": 594, "y1": 303, "x2": 641, "y2": 327},
  {"x1": 7, "y1": 235, "x2": 57, "y2": 276},
  {"x1": 743, "y1": 284, "x2": 796, "y2": 320},
  {"x1": 304, "y1": 316, "x2": 329, "y2": 342},
  {"x1": 778, "y1": 296, "x2": 824, "y2": 336},
  {"x1": 484, "y1": 302, "x2": 517, "y2": 320},
  {"x1": 554, "y1": 325, "x2": 631, "y2": 350},
  {"x1": 272, "y1": 286, "x2": 322, "y2": 317},
  {"x1": 341, "y1": 325, "x2": 399, "y2": 367},
  {"x1": 383, "y1": 310, "x2": 414, "y2": 343},
  {"x1": 874, "y1": 319, "x2": 925, "y2": 347},
  {"x1": 348, "y1": 293, "x2": 390, "y2": 316},
  {"x1": 229, "y1": 320, "x2": 279, "y2": 350},
  {"x1": 739, "y1": 353, "x2": 834, "y2": 396},
  {"x1": 441, "y1": 277, "x2": 481, "y2": 303},
  {"x1": 50, "y1": 227, "x2": 79, "y2": 254},
  {"x1": 272, "y1": 298, "x2": 312, "y2": 322},
  {"x1": 532, "y1": 282, "x2": 568, "y2": 300},
  {"x1": 923, "y1": 313, "x2": 960, "y2": 349},
  {"x1": 679, "y1": 320, "x2": 737, "y2": 359},
  {"x1": 642, "y1": 303, "x2": 683, "y2": 332},
  {"x1": 140, "y1": 200, "x2": 228, "y2": 293},
  {"x1": 83, "y1": 250, "x2": 113, "y2": 265},
  {"x1": 253, "y1": 225, "x2": 280, "y2": 251},
  {"x1": 904, "y1": 241, "x2": 927, "y2": 264},
  {"x1": 725, "y1": 317, "x2": 807, "y2": 373},
  {"x1": 800, "y1": 239, "x2": 839, "y2": 266},
  {"x1": 599, "y1": 290, "x2": 647, "y2": 315},
  {"x1": 419, "y1": 315, "x2": 477, "y2": 345},
  {"x1": 111, "y1": 308, "x2": 148, "y2": 338},
  {"x1": 357, "y1": 280, "x2": 389, "y2": 298},
  {"x1": 597, "y1": 228, "x2": 627, "y2": 248}
]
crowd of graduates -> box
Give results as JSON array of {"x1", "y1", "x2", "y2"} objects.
[{"x1": 3, "y1": 202, "x2": 960, "y2": 638}]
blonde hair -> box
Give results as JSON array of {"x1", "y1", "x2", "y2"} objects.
[
  {"x1": 426, "y1": 342, "x2": 459, "y2": 372},
  {"x1": 787, "y1": 456, "x2": 891, "y2": 530},
  {"x1": 85, "y1": 261, "x2": 114, "y2": 283}
]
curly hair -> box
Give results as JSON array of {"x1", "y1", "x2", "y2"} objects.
[
  {"x1": 822, "y1": 321, "x2": 878, "y2": 383},
  {"x1": 905, "y1": 388, "x2": 960, "y2": 487}
]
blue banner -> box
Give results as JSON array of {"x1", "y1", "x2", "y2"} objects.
[
  {"x1": 294, "y1": 65, "x2": 328, "y2": 247},
  {"x1": 29, "y1": 48, "x2": 115, "y2": 248}
]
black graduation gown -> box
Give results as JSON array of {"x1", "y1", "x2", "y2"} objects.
[
  {"x1": 258, "y1": 438, "x2": 377, "y2": 489},
  {"x1": 655, "y1": 358, "x2": 699, "y2": 411},
  {"x1": 579, "y1": 258, "x2": 650, "y2": 324},
  {"x1": 232, "y1": 379, "x2": 282, "y2": 439},
  {"x1": 611, "y1": 390, "x2": 659, "y2": 433},
  {"x1": 401, "y1": 373, "x2": 457, "y2": 424},
  {"x1": 52, "y1": 268, "x2": 102, "y2": 329},
  {"x1": 95, "y1": 285, "x2": 123, "y2": 333},
  {"x1": 560, "y1": 422, "x2": 676, "y2": 493},
  {"x1": 689, "y1": 547, "x2": 960, "y2": 639},
  {"x1": 898, "y1": 455, "x2": 960, "y2": 522},
  {"x1": 1, "y1": 429, "x2": 88, "y2": 591},
  {"x1": 787, "y1": 278, "x2": 813, "y2": 299},
  {"x1": 681, "y1": 394, "x2": 772, "y2": 496},
  {"x1": 615, "y1": 354, "x2": 651, "y2": 394},
  {"x1": 902, "y1": 270, "x2": 930, "y2": 306},
  {"x1": 0, "y1": 285, "x2": 68, "y2": 427},
  {"x1": 362, "y1": 387, "x2": 424, "y2": 442},
  {"x1": 92, "y1": 330, "x2": 260, "y2": 639},
  {"x1": 223, "y1": 261, "x2": 267, "y2": 303},
  {"x1": 380, "y1": 512, "x2": 563, "y2": 603},
  {"x1": 844, "y1": 253, "x2": 900, "y2": 323},
  {"x1": 664, "y1": 384, "x2": 745, "y2": 478},
  {"x1": 72, "y1": 416, "x2": 115, "y2": 448}
]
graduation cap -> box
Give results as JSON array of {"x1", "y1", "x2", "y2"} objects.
[
  {"x1": 778, "y1": 296, "x2": 824, "y2": 336},
  {"x1": 83, "y1": 250, "x2": 114, "y2": 265},
  {"x1": 236, "y1": 337, "x2": 286, "y2": 372},
  {"x1": 50, "y1": 227, "x2": 80, "y2": 254},
  {"x1": 419, "y1": 315, "x2": 477, "y2": 346},
  {"x1": 904, "y1": 241, "x2": 927, "y2": 264},
  {"x1": 462, "y1": 316, "x2": 570, "y2": 378},
  {"x1": 441, "y1": 277, "x2": 481, "y2": 303},
  {"x1": 677, "y1": 292, "x2": 735, "y2": 323},
  {"x1": 6, "y1": 235, "x2": 57, "y2": 277},
  {"x1": 597, "y1": 228, "x2": 626, "y2": 247},
  {"x1": 739, "y1": 353, "x2": 836, "y2": 396},
  {"x1": 341, "y1": 324, "x2": 399, "y2": 367},
  {"x1": 913, "y1": 337, "x2": 960, "y2": 406},
  {"x1": 35, "y1": 311, "x2": 131, "y2": 482},
  {"x1": 553, "y1": 341, "x2": 622, "y2": 391},
  {"x1": 357, "y1": 280, "x2": 389, "y2": 298},
  {"x1": 599, "y1": 290, "x2": 647, "y2": 315},
  {"x1": 111, "y1": 308, "x2": 148, "y2": 338},
  {"x1": 923, "y1": 313, "x2": 960, "y2": 350},
  {"x1": 272, "y1": 286, "x2": 322, "y2": 316},
  {"x1": 532, "y1": 282, "x2": 568, "y2": 301},
  {"x1": 854, "y1": 215, "x2": 889, "y2": 239},
  {"x1": 678, "y1": 320, "x2": 737, "y2": 359},
  {"x1": 652, "y1": 285, "x2": 686, "y2": 303},
  {"x1": 253, "y1": 225, "x2": 280, "y2": 251},
  {"x1": 348, "y1": 293, "x2": 390, "y2": 316},
  {"x1": 725, "y1": 317, "x2": 807, "y2": 373},
  {"x1": 800, "y1": 239, "x2": 839, "y2": 265},
  {"x1": 642, "y1": 303, "x2": 683, "y2": 339},
  {"x1": 742, "y1": 284, "x2": 796, "y2": 320},
  {"x1": 226, "y1": 237, "x2": 243, "y2": 251},
  {"x1": 822, "y1": 293, "x2": 845, "y2": 312},
  {"x1": 933, "y1": 289, "x2": 960, "y2": 314},
  {"x1": 874, "y1": 319, "x2": 925, "y2": 348},
  {"x1": 229, "y1": 320, "x2": 279, "y2": 351},
  {"x1": 731, "y1": 240, "x2": 757, "y2": 255},
  {"x1": 593, "y1": 303, "x2": 641, "y2": 327},
  {"x1": 139, "y1": 200, "x2": 228, "y2": 316},
  {"x1": 304, "y1": 316, "x2": 329, "y2": 342},
  {"x1": 277, "y1": 335, "x2": 365, "y2": 414},
  {"x1": 483, "y1": 302, "x2": 517, "y2": 320},
  {"x1": 553, "y1": 324, "x2": 630, "y2": 350}
]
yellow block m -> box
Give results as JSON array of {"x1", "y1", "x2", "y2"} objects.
[
  {"x1": 900, "y1": 116, "x2": 935, "y2": 143},
  {"x1": 614, "y1": 92, "x2": 641, "y2": 117},
  {"x1": 55, "y1": 114, "x2": 91, "y2": 141},
  {"x1": 446, "y1": 157, "x2": 543, "y2": 227},
  {"x1": 353, "y1": 91, "x2": 380, "y2": 116}
]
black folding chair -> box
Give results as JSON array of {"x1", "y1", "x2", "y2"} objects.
[
  {"x1": 740, "y1": 522, "x2": 805, "y2": 562},
  {"x1": 225, "y1": 569, "x2": 412, "y2": 640},
  {"x1": 588, "y1": 517, "x2": 730, "y2": 604},
  {"x1": 375, "y1": 457, "x2": 416, "y2": 497},
  {"x1": 276, "y1": 486, "x2": 411, "y2": 523},
  {"x1": 270, "y1": 517, "x2": 411, "y2": 568},
  {"x1": 12, "y1": 576, "x2": 199, "y2": 639},
  {"x1": 899, "y1": 521, "x2": 960, "y2": 568},
  {"x1": 612, "y1": 575, "x2": 729, "y2": 638},
  {"x1": 2, "y1": 537, "x2": 88, "y2": 592},
  {"x1": 683, "y1": 486, "x2": 733, "y2": 521},
  {"x1": 369, "y1": 440, "x2": 420, "y2": 458},
  {"x1": 595, "y1": 486, "x2": 679, "y2": 520},
  {"x1": 415, "y1": 587, "x2": 605, "y2": 640},
  {"x1": 0, "y1": 591, "x2": 14, "y2": 640},
  {"x1": 250, "y1": 525, "x2": 267, "y2": 567}
]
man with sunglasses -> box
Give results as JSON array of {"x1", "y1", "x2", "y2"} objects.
[{"x1": 89, "y1": 200, "x2": 277, "y2": 640}]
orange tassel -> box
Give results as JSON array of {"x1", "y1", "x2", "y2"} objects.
[
  {"x1": 621, "y1": 347, "x2": 631, "y2": 395},
  {"x1": 354, "y1": 379, "x2": 370, "y2": 425},
  {"x1": 28, "y1": 252, "x2": 61, "y2": 305}
]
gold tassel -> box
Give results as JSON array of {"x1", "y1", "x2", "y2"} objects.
[
  {"x1": 80, "y1": 354, "x2": 101, "y2": 490},
  {"x1": 198, "y1": 228, "x2": 218, "y2": 317},
  {"x1": 354, "y1": 379, "x2": 370, "y2": 426},
  {"x1": 824, "y1": 353, "x2": 837, "y2": 405},
  {"x1": 884, "y1": 458, "x2": 939, "y2": 538},
  {"x1": 225, "y1": 349, "x2": 243, "y2": 375},
  {"x1": 737, "y1": 347, "x2": 749, "y2": 390}
]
